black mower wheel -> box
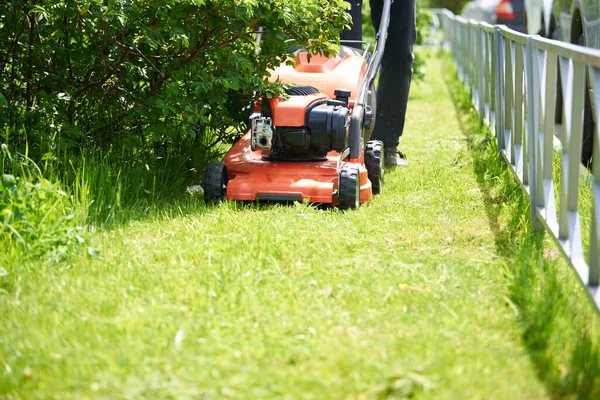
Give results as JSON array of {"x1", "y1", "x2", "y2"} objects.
[
  {"x1": 365, "y1": 140, "x2": 384, "y2": 195},
  {"x1": 204, "y1": 162, "x2": 228, "y2": 202},
  {"x1": 338, "y1": 165, "x2": 360, "y2": 209}
]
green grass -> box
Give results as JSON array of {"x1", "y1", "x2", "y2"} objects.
[
  {"x1": 1, "y1": 51, "x2": 599, "y2": 399},
  {"x1": 442, "y1": 52, "x2": 600, "y2": 397}
]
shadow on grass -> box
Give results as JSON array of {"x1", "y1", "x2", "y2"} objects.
[
  {"x1": 63, "y1": 148, "x2": 339, "y2": 230},
  {"x1": 440, "y1": 52, "x2": 600, "y2": 399}
]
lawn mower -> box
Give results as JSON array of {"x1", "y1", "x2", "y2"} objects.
[{"x1": 204, "y1": 0, "x2": 392, "y2": 209}]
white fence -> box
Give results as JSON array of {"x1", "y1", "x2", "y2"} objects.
[{"x1": 431, "y1": 9, "x2": 600, "y2": 311}]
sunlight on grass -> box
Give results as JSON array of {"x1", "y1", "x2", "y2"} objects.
[
  {"x1": 441, "y1": 51, "x2": 600, "y2": 397},
  {"x1": 4, "y1": 50, "x2": 597, "y2": 398}
]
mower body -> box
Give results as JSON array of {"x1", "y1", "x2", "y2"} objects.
[
  {"x1": 204, "y1": 0, "x2": 392, "y2": 208},
  {"x1": 220, "y1": 46, "x2": 375, "y2": 206}
]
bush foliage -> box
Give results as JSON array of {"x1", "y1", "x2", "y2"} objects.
[{"x1": 0, "y1": 0, "x2": 349, "y2": 160}]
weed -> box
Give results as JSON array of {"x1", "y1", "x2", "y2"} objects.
[{"x1": 1, "y1": 144, "x2": 83, "y2": 260}]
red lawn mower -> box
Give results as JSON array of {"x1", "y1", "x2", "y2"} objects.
[{"x1": 204, "y1": 0, "x2": 392, "y2": 209}]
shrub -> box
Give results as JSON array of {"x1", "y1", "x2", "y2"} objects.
[
  {"x1": 1, "y1": 146, "x2": 83, "y2": 259},
  {"x1": 0, "y1": 0, "x2": 350, "y2": 162}
]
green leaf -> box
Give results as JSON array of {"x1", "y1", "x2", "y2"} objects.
[
  {"x1": 2, "y1": 174, "x2": 16, "y2": 187},
  {"x1": 57, "y1": 93, "x2": 71, "y2": 102},
  {"x1": 87, "y1": 247, "x2": 100, "y2": 259},
  {"x1": 0, "y1": 93, "x2": 7, "y2": 108},
  {"x1": 228, "y1": 78, "x2": 241, "y2": 91}
]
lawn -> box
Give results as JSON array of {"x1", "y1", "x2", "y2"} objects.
[{"x1": 1, "y1": 51, "x2": 599, "y2": 399}]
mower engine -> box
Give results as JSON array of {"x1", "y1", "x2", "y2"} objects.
[{"x1": 251, "y1": 87, "x2": 351, "y2": 160}]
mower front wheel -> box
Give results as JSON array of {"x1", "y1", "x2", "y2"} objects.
[
  {"x1": 365, "y1": 140, "x2": 384, "y2": 195},
  {"x1": 204, "y1": 162, "x2": 228, "y2": 202},
  {"x1": 338, "y1": 165, "x2": 360, "y2": 209}
]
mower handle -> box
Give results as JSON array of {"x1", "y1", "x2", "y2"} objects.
[
  {"x1": 348, "y1": 0, "x2": 392, "y2": 159},
  {"x1": 365, "y1": 0, "x2": 392, "y2": 91}
]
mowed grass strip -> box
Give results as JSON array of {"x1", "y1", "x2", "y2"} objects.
[{"x1": 0, "y1": 53, "x2": 547, "y2": 399}]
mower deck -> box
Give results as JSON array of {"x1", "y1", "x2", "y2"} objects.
[{"x1": 224, "y1": 133, "x2": 372, "y2": 204}]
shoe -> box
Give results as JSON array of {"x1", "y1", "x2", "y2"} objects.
[{"x1": 385, "y1": 149, "x2": 408, "y2": 167}]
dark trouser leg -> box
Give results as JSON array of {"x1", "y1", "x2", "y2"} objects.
[
  {"x1": 370, "y1": 0, "x2": 416, "y2": 150},
  {"x1": 340, "y1": 0, "x2": 363, "y2": 43}
]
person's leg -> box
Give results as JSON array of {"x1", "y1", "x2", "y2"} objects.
[
  {"x1": 370, "y1": 0, "x2": 416, "y2": 156},
  {"x1": 340, "y1": 0, "x2": 363, "y2": 43}
]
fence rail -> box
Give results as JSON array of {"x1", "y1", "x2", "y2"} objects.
[{"x1": 430, "y1": 9, "x2": 600, "y2": 311}]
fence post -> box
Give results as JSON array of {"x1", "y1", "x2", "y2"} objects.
[
  {"x1": 477, "y1": 26, "x2": 485, "y2": 120},
  {"x1": 495, "y1": 27, "x2": 504, "y2": 155},
  {"x1": 557, "y1": 56, "x2": 585, "y2": 261},
  {"x1": 525, "y1": 37, "x2": 541, "y2": 228},
  {"x1": 503, "y1": 39, "x2": 514, "y2": 161},
  {"x1": 512, "y1": 42, "x2": 524, "y2": 175},
  {"x1": 466, "y1": 23, "x2": 472, "y2": 88},
  {"x1": 490, "y1": 31, "x2": 496, "y2": 133},
  {"x1": 542, "y1": 48, "x2": 559, "y2": 232}
]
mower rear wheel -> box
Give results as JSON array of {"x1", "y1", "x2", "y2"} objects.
[
  {"x1": 365, "y1": 140, "x2": 384, "y2": 195},
  {"x1": 204, "y1": 162, "x2": 228, "y2": 202},
  {"x1": 338, "y1": 165, "x2": 360, "y2": 209}
]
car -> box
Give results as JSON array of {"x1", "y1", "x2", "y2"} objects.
[
  {"x1": 524, "y1": 0, "x2": 598, "y2": 166},
  {"x1": 524, "y1": 0, "x2": 599, "y2": 42},
  {"x1": 461, "y1": 0, "x2": 526, "y2": 32}
]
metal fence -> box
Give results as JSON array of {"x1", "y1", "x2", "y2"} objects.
[{"x1": 430, "y1": 9, "x2": 600, "y2": 311}]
